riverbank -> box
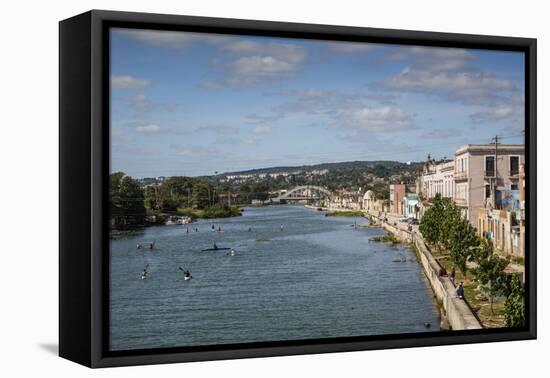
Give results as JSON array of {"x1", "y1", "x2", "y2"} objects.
[
  {"x1": 176, "y1": 204, "x2": 242, "y2": 219},
  {"x1": 366, "y1": 210, "x2": 483, "y2": 331},
  {"x1": 326, "y1": 210, "x2": 364, "y2": 217},
  {"x1": 304, "y1": 204, "x2": 364, "y2": 216}
]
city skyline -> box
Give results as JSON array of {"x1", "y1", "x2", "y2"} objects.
[{"x1": 110, "y1": 28, "x2": 525, "y2": 178}]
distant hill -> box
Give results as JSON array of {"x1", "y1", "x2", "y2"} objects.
[{"x1": 220, "y1": 160, "x2": 423, "y2": 176}]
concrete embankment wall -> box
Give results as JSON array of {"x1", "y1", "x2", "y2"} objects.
[{"x1": 369, "y1": 212, "x2": 482, "y2": 331}]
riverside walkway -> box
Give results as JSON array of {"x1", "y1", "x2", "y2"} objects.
[{"x1": 366, "y1": 210, "x2": 483, "y2": 331}]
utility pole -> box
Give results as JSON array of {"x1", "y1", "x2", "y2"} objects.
[{"x1": 491, "y1": 135, "x2": 500, "y2": 209}]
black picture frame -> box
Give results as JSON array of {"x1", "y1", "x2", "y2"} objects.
[{"x1": 59, "y1": 9, "x2": 537, "y2": 368}]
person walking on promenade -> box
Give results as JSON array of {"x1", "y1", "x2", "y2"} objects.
[
  {"x1": 450, "y1": 266, "x2": 456, "y2": 284},
  {"x1": 455, "y1": 281, "x2": 465, "y2": 299}
]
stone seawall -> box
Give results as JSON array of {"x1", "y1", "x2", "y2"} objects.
[{"x1": 369, "y1": 212, "x2": 482, "y2": 331}]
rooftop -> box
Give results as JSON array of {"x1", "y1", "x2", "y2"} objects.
[{"x1": 455, "y1": 144, "x2": 525, "y2": 155}]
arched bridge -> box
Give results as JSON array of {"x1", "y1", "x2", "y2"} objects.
[{"x1": 272, "y1": 185, "x2": 332, "y2": 201}]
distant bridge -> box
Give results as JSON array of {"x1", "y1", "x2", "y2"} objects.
[{"x1": 272, "y1": 185, "x2": 333, "y2": 202}]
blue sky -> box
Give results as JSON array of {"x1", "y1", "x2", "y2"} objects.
[{"x1": 110, "y1": 28, "x2": 525, "y2": 178}]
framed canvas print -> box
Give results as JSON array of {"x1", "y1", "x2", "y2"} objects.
[{"x1": 59, "y1": 10, "x2": 536, "y2": 368}]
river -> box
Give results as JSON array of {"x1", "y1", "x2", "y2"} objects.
[{"x1": 110, "y1": 205, "x2": 440, "y2": 351}]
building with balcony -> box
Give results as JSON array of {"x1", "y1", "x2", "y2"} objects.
[
  {"x1": 421, "y1": 160, "x2": 455, "y2": 200},
  {"x1": 454, "y1": 143, "x2": 524, "y2": 247}
]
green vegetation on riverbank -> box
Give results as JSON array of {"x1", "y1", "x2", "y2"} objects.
[
  {"x1": 110, "y1": 172, "x2": 243, "y2": 230},
  {"x1": 177, "y1": 204, "x2": 241, "y2": 219},
  {"x1": 370, "y1": 233, "x2": 400, "y2": 245},
  {"x1": 326, "y1": 210, "x2": 364, "y2": 217}
]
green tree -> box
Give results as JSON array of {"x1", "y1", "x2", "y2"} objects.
[
  {"x1": 448, "y1": 218, "x2": 479, "y2": 274},
  {"x1": 440, "y1": 199, "x2": 463, "y2": 251},
  {"x1": 371, "y1": 181, "x2": 389, "y2": 201},
  {"x1": 144, "y1": 186, "x2": 159, "y2": 210},
  {"x1": 109, "y1": 172, "x2": 125, "y2": 220},
  {"x1": 504, "y1": 274, "x2": 525, "y2": 327},
  {"x1": 110, "y1": 173, "x2": 146, "y2": 227},
  {"x1": 192, "y1": 181, "x2": 212, "y2": 209},
  {"x1": 474, "y1": 240, "x2": 508, "y2": 314},
  {"x1": 251, "y1": 182, "x2": 270, "y2": 201},
  {"x1": 419, "y1": 193, "x2": 445, "y2": 246}
]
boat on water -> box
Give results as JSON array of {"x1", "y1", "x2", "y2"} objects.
[
  {"x1": 201, "y1": 247, "x2": 231, "y2": 252},
  {"x1": 184, "y1": 276, "x2": 192, "y2": 281},
  {"x1": 165, "y1": 215, "x2": 194, "y2": 225}
]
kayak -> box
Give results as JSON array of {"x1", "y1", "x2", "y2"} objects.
[
  {"x1": 184, "y1": 276, "x2": 192, "y2": 281},
  {"x1": 201, "y1": 247, "x2": 231, "y2": 251}
]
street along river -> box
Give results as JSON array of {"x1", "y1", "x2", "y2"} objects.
[{"x1": 110, "y1": 205, "x2": 440, "y2": 351}]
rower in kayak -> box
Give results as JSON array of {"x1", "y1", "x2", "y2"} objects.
[
  {"x1": 139, "y1": 264, "x2": 149, "y2": 280},
  {"x1": 178, "y1": 267, "x2": 192, "y2": 280}
]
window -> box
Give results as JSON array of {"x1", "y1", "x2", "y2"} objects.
[
  {"x1": 485, "y1": 155, "x2": 495, "y2": 177},
  {"x1": 510, "y1": 155, "x2": 519, "y2": 176}
]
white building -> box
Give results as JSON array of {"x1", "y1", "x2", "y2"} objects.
[
  {"x1": 404, "y1": 193, "x2": 420, "y2": 219},
  {"x1": 421, "y1": 160, "x2": 455, "y2": 200}
]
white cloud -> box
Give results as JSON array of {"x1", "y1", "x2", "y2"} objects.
[
  {"x1": 251, "y1": 126, "x2": 272, "y2": 134},
  {"x1": 129, "y1": 93, "x2": 152, "y2": 112},
  {"x1": 347, "y1": 106, "x2": 412, "y2": 131},
  {"x1": 197, "y1": 125, "x2": 241, "y2": 135},
  {"x1": 325, "y1": 41, "x2": 380, "y2": 54},
  {"x1": 381, "y1": 68, "x2": 516, "y2": 103},
  {"x1": 470, "y1": 105, "x2": 523, "y2": 123},
  {"x1": 240, "y1": 138, "x2": 254, "y2": 145},
  {"x1": 373, "y1": 46, "x2": 521, "y2": 109},
  {"x1": 381, "y1": 46, "x2": 475, "y2": 72},
  {"x1": 111, "y1": 75, "x2": 151, "y2": 89},
  {"x1": 116, "y1": 28, "x2": 308, "y2": 88},
  {"x1": 135, "y1": 124, "x2": 161, "y2": 133},
  {"x1": 206, "y1": 41, "x2": 307, "y2": 87},
  {"x1": 222, "y1": 41, "x2": 307, "y2": 64},
  {"x1": 233, "y1": 56, "x2": 297, "y2": 76},
  {"x1": 126, "y1": 94, "x2": 176, "y2": 113}
]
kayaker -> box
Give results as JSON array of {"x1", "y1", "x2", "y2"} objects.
[
  {"x1": 136, "y1": 243, "x2": 142, "y2": 250},
  {"x1": 140, "y1": 268, "x2": 147, "y2": 279},
  {"x1": 213, "y1": 242, "x2": 218, "y2": 250}
]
